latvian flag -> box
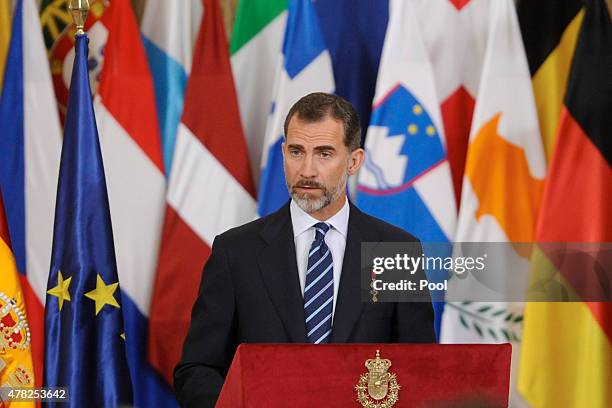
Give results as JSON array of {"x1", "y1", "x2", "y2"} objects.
[{"x1": 148, "y1": 0, "x2": 257, "y2": 385}]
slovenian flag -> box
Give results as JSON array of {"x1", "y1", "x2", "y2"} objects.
[{"x1": 355, "y1": 0, "x2": 457, "y2": 337}]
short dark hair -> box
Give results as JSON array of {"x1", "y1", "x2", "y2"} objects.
[{"x1": 283, "y1": 92, "x2": 361, "y2": 151}]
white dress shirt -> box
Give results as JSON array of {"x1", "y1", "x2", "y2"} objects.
[{"x1": 290, "y1": 197, "x2": 349, "y2": 318}]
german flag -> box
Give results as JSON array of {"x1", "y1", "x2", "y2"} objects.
[
  {"x1": 519, "y1": 1, "x2": 612, "y2": 406},
  {"x1": 518, "y1": 0, "x2": 584, "y2": 160}
]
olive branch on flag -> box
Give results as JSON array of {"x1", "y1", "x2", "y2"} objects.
[{"x1": 446, "y1": 301, "x2": 523, "y2": 343}]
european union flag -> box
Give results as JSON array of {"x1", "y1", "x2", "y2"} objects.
[{"x1": 43, "y1": 33, "x2": 132, "y2": 407}]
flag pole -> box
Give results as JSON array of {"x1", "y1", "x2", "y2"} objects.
[{"x1": 68, "y1": 0, "x2": 89, "y2": 35}]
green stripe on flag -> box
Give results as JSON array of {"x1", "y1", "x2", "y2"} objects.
[{"x1": 230, "y1": 0, "x2": 287, "y2": 54}]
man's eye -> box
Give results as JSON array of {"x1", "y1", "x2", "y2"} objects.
[
  {"x1": 290, "y1": 149, "x2": 301, "y2": 156},
  {"x1": 320, "y1": 151, "x2": 332, "y2": 158}
]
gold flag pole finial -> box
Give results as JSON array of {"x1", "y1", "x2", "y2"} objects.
[{"x1": 69, "y1": 0, "x2": 90, "y2": 36}]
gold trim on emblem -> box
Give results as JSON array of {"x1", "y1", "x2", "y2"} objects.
[{"x1": 355, "y1": 350, "x2": 400, "y2": 408}]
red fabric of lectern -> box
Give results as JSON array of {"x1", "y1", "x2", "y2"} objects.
[{"x1": 217, "y1": 343, "x2": 511, "y2": 407}]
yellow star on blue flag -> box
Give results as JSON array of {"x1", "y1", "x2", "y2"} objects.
[
  {"x1": 47, "y1": 271, "x2": 72, "y2": 311},
  {"x1": 42, "y1": 25, "x2": 132, "y2": 405},
  {"x1": 84, "y1": 274, "x2": 120, "y2": 315}
]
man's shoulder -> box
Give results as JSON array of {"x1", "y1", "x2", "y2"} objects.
[
  {"x1": 352, "y1": 205, "x2": 421, "y2": 243},
  {"x1": 213, "y1": 202, "x2": 420, "y2": 247},
  {"x1": 214, "y1": 204, "x2": 289, "y2": 247}
]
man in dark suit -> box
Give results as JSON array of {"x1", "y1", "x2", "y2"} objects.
[{"x1": 174, "y1": 92, "x2": 435, "y2": 407}]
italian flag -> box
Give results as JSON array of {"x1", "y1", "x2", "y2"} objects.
[{"x1": 230, "y1": 0, "x2": 288, "y2": 190}]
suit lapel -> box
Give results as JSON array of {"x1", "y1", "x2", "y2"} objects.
[
  {"x1": 331, "y1": 203, "x2": 364, "y2": 342},
  {"x1": 257, "y1": 203, "x2": 307, "y2": 342}
]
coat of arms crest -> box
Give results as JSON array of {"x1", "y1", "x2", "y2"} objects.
[{"x1": 355, "y1": 350, "x2": 400, "y2": 408}]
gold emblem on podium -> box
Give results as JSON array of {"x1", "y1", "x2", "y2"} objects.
[{"x1": 355, "y1": 350, "x2": 400, "y2": 408}]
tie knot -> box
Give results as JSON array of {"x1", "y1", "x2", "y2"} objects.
[{"x1": 313, "y1": 222, "x2": 330, "y2": 240}]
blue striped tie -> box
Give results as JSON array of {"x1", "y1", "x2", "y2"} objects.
[{"x1": 303, "y1": 222, "x2": 334, "y2": 344}]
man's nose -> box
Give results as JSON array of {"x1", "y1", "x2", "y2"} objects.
[{"x1": 299, "y1": 154, "x2": 317, "y2": 178}]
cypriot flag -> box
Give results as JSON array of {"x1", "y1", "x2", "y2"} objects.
[{"x1": 440, "y1": 0, "x2": 546, "y2": 406}]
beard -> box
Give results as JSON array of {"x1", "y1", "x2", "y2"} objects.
[{"x1": 286, "y1": 171, "x2": 347, "y2": 214}]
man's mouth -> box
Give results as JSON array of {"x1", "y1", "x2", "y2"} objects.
[{"x1": 294, "y1": 181, "x2": 324, "y2": 190}]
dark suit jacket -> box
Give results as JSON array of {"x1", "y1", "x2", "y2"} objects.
[{"x1": 174, "y1": 201, "x2": 435, "y2": 407}]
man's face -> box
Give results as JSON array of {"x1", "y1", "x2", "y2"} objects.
[{"x1": 283, "y1": 114, "x2": 362, "y2": 215}]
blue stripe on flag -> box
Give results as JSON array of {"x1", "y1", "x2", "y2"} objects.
[
  {"x1": 315, "y1": 0, "x2": 389, "y2": 148},
  {"x1": 258, "y1": 138, "x2": 288, "y2": 216},
  {"x1": 356, "y1": 187, "x2": 448, "y2": 245},
  {"x1": 283, "y1": 0, "x2": 327, "y2": 78},
  {"x1": 259, "y1": 0, "x2": 334, "y2": 216},
  {"x1": 122, "y1": 293, "x2": 179, "y2": 407},
  {"x1": 0, "y1": 0, "x2": 26, "y2": 274},
  {"x1": 142, "y1": 35, "x2": 188, "y2": 176},
  {"x1": 356, "y1": 186, "x2": 450, "y2": 338}
]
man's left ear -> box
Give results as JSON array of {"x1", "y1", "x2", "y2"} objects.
[{"x1": 347, "y1": 148, "x2": 365, "y2": 176}]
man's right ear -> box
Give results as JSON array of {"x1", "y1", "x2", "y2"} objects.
[{"x1": 348, "y1": 148, "x2": 365, "y2": 176}]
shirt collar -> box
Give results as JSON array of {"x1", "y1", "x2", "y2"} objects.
[{"x1": 290, "y1": 197, "x2": 350, "y2": 238}]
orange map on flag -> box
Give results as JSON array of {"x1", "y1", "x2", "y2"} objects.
[{"x1": 466, "y1": 113, "x2": 545, "y2": 245}]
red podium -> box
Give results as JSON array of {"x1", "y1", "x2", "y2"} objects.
[{"x1": 216, "y1": 344, "x2": 511, "y2": 407}]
